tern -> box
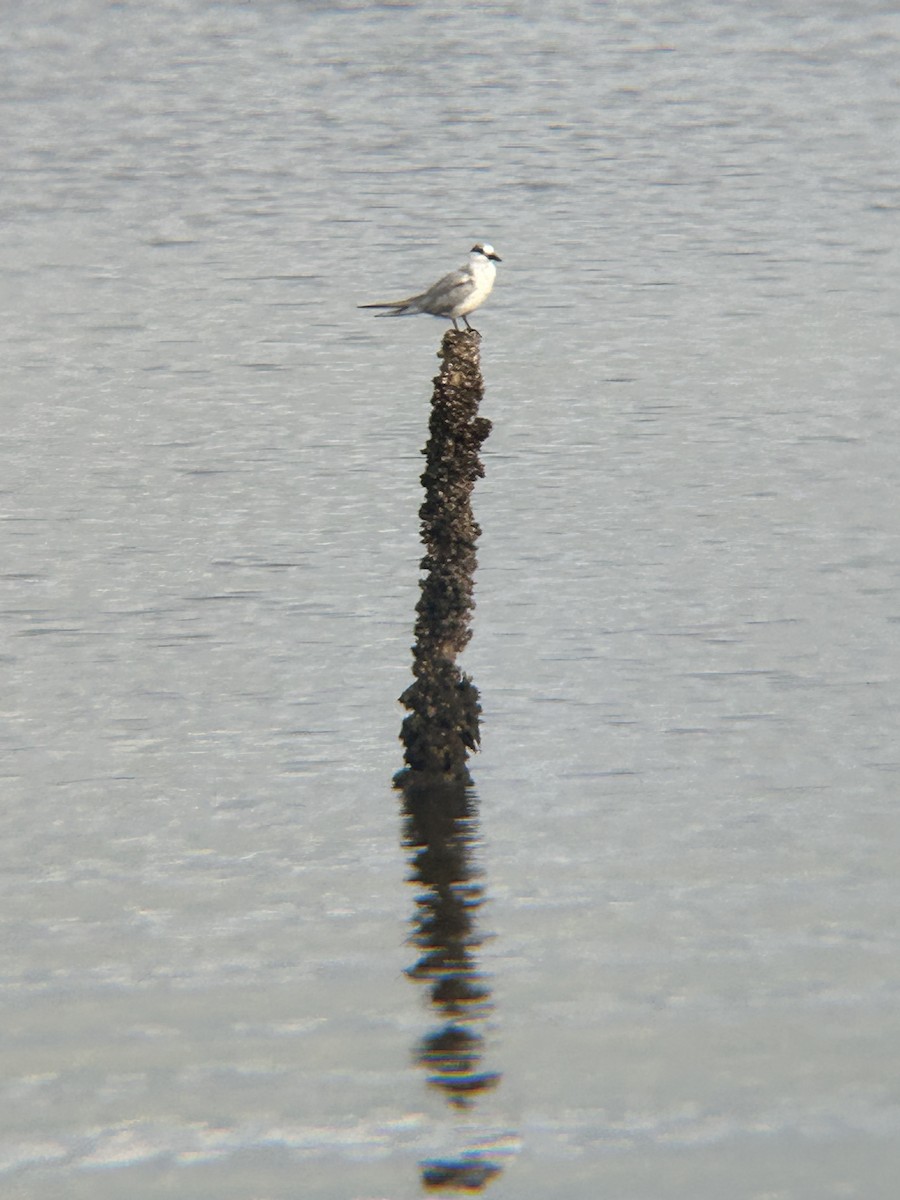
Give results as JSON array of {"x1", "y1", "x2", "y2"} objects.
[{"x1": 359, "y1": 243, "x2": 501, "y2": 331}]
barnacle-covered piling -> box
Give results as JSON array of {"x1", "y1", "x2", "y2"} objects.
[
  {"x1": 393, "y1": 328, "x2": 505, "y2": 1190},
  {"x1": 395, "y1": 329, "x2": 492, "y2": 786}
]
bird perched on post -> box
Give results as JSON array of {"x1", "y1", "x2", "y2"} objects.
[{"x1": 359, "y1": 243, "x2": 501, "y2": 331}]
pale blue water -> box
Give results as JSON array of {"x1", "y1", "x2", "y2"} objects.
[{"x1": 2, "y1": 1, "x2": 899, "y2": 1197}]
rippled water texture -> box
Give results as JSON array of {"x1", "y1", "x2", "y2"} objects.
[{"x1": 2, "y1": 1, "x2": 899, "y2": 1197}]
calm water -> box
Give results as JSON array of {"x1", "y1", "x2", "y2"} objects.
[{"x1": 2, "y1": 1, "x2": 899, "y2": 1197}]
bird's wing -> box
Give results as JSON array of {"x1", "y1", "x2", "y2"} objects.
[
  {"x1": 359, "y1": 289, "x2": 422, "y2": 309},
  {"x1": 418, "y1": 266, "x2": 475, "y2": 309}
]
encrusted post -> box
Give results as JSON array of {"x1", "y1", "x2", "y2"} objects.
[
  {"x1": 395, "y1": 328, "x2": 492, "y2": 786},
  {"x1": 394, "y1": 329, "x2": 505, "y2": 1191}
]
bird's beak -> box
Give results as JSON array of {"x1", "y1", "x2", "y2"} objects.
[{"x1": 489, "y1": 253, "x2": 502, "y2": 262}]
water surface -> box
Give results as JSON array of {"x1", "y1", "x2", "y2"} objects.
[{"x1": 2, "y1": 1, "x2": 899, "y2": 1197}]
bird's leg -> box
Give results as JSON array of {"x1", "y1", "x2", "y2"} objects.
[
  {"x1": 451, "y1": 317, "x2": 460, "y2": 331},
  {"x1": 462, "y1": 316, "x2": 477, "y2": 332}
]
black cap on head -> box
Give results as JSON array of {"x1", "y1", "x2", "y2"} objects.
[{"x1": 471, "y1": 242, "x2": 501, "y2": 262}]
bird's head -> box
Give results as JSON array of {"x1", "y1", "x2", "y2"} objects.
[{"x1": 471, "y1": 242, "x2": 501, "y2": 262}]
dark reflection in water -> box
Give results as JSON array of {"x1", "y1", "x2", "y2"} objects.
[
  {"x1": 395, "y1": 331, "x2": 507, "y2": 1192},
  {"x1": 403, "y1": 779, "x2": 500, "y2": 1108},
  {"x1": 421, "y1": 1157, "x2": 503, "y2": 1192},
  {"x1": 401, "y1": 777, "x2": 503, "y2": 1191}
]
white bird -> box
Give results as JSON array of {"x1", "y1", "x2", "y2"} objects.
[{"x1": 359, "y1": 243, "x2": 501, "y2": 331}]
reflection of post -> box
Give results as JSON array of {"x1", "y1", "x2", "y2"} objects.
[
  {"x1": 401, "y1": 779, "x2": 504, "y2": 1192},
  {"x1": 396, "y1": 330, "x2": 505, "y2": 1193},
  {"x1": 402, "y1": 779, "x2": 499, "y2": 1110}
]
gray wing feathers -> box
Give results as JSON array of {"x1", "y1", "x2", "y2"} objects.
[
  {"x1": 359, "y1": 264, "x2": 475, "y2": 317},
  {"x1": 358, "y1": 294, "x2": 425, "y2": 315},
  {"x1": 417, "y1": 269, "x2": 474, "y2": 313}
]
